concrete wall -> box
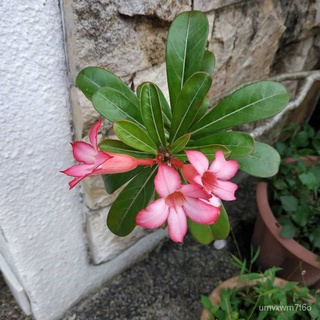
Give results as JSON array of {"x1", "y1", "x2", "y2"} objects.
[
  {"x1": 0, "y1": 0, "x2": 319, "y2": 319},
  {"x1": 0, "y1": 1, "x2": 167, "y2": 320}
]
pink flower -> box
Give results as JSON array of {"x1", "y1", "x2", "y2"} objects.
[
  {"x1": 182, "y1": 150, "x2": 239, "y2": 201},
  {"x1": 136, "y1": 164, "x2": 221, "y2": 242},
  {"x1": 62, "y1": 119, "x2": 154, "y2": 189}
]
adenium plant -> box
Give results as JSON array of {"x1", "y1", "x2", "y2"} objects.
[{"x1": 62, "y1": 11, "x2": 289, "y2": 244}]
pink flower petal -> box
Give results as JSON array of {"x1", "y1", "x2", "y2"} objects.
[
  {"x1": 68, "y1": 176, "x2": 84, "y2": 189},
  {"x1": 179, "y1": 184, "x2": 210, "y2": 200},
  {"x1": 154, "y1": 165, "x2": 181, "y2": 197},
  {"x1": 185, "y1": 150, "x2": 208, "y2": 175},
  {"x1": 209, "y1": 150, "x2": 239, "y2": 180},
  {"x1": 95, "y1": 154, "x2": 138, "y2": 174},
  {"x1": 183, "y1": 197, "x2": 220, "y2": 225},
  {"x1": 211, "y1": 180, "x2": 238, "y2": 201},
  {"x1": 93, "y1": 151, "x2": 111, "y2": 169},
  {"x1": 181, "y1": 164, "x2": 198, "y2": 184},
  {"x1": 167, "y1": 207, "x2": 187, "y2": 243},
  {"x1": 61, "y1": 164, "x2": 94, "y2": 177},
  {"x1": 208, "y1": 195, "x2": 221, "y2": 207},
  {"x1": 89, "y1": 119, "x2": 102, "y2": 150},
  {"x1": 136, "y1": 198, "x2": 168, "y2": 229},
  {"x1": 72, "y1": 141, "x2": 97, "y2": 164}
]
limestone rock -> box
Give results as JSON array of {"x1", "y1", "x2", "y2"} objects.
[
  {"x1": 133, "y1": 63, "x2": 169, "y2": 101},
  {"x1": 117, "y1": 0, "x2": 191, "y2": 21},
  {"x1": 194, "y1": 0, "x2": 243, "y2": 12},
  {"x1": 86, "y1": 207, "x2": 151, "y2": 264},
  {"x1": 208, "y1": 0, "x2": 286, "y2": 101}
]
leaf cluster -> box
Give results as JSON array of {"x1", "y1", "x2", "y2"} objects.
[
  {"x1": 202, "y1": 251, "x2": 320, "y2": 319},
  {"x1": 269, "y1": 124, "x2": 320, "y2": 255},
  {"x1": 75, "y1": 11, "x2": 289, "y2": 241}
]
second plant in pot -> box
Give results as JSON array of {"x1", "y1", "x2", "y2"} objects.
[
  {"x1": 252, "y1": 123, "x2": 320, "y2": 287},
  {"x1": 201, "y1": 250, "x2": 320, "y2": 320}
]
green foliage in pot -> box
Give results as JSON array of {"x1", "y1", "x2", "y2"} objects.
[
  {"x1": 201, "y1": 250, "x2": 320, "y2": 320},
  {"x1": 269, "y1": 124, "x2": 320, "y2": 256}
]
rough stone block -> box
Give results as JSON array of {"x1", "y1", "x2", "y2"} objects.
[
  {"x1": 117, "y1": 0, "x2": 191, "y2": 21},
  {"x1": 86, "y1": 207, "x2": 151, "y2": 264},
  {"x1": 133, "y1": 63, "x2": 169, "y2": 101},
  {"x1": 194, "y1": 0, "x2": 243, "y2": 12},
  {"x1": 208, "y1": 0, "x2": 286, "y2": 100}
]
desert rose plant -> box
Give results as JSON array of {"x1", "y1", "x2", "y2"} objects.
[{"x1": 62, "y1": 11, "x2": 289, "y2": 244}]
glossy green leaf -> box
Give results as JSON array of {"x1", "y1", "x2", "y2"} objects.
[
  {"x1": 192, "y1": 97, "x2": 210, "y2": 126},
  {"x1": 92, "y1": 87, "x2": 142, "y2": 125},
  {"x1": 107, "y1": 167, "x2": 157, "y2": 236},
  {"x1": 187, "y1": 132, "x2": 255, "y2": 157},
  {"x1": 169, "y1": 133, "x2": 191, "y2": 154},
  {"x1": 166, "y1": 11, "x2": 209, "y2": 110},
  {"x1": 102, "y1": 167, "x2": 143, "y2": 194},
  {"x1": 190, "y1": 81, "x2": 289, "y2": 139},
  {"x1": 175, "y1": 145, "x2": 230, "y2": 161},
  {"x1": 76, "y1": 67, "x2": 138, "y2": 106},
  {"x1": 114, "y1": 120, "x2": 158, "y2": 154},
  {"x1": 140, "y1": 83, "x2": 167, "y2": 148},
  {"x1": 200, "y1": 50, "x2": 215, "y2": 75},
  {"x1": 170, "y1": 72, "x2": 212, "y2": 143},
  {"x1": 137, "y1": 82, "x2": 171, "y2": 128},
  {"x1": 232, "y1": 141, "x2": 281, "y2": 177},
  {"x1": 99, "y1": 139, "x2": 153, "y2": 159},
  {"x1": 188, "y1": 204, "x2": 230, "y2": 244},
  {"x1": 187, "y1": 145, "x2": 231, "y2": 161}
]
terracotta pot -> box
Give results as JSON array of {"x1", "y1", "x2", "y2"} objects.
[
  {"x1": 252, "y1": 182, "x2": 320, "y2": 288},
  {"x1": 200, "y1": 276, "x2": 288, "y2": 320}
]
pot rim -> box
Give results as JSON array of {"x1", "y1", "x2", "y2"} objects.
[{"x1": 256, "y1": 182, "x2": 320, "y2": 268}]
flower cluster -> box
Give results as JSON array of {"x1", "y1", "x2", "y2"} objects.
[{"x1": 62, "y1": 119, "x2": 238, "y2": 242}]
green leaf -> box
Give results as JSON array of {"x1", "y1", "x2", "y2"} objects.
[
  {"x1": 192, "y1": 97, "x2": 210, "y2": 125},
  {"x1": 201, "y1": 295, "x2": 213, "y2": 310},
  {"x1": 102, "y1": 167, "x2": 143, "y2": 194},
  {"x1": 280, "y1": 195, "x2": 298, "y2": 212},
  {"x1": 200, "y1": 50, "x2": 215, "y2": 75},
  {"x1": 137, "y1": 82, "x2": 172, "y2": 128},
  {"x1": 114, "y1": 120, "x2": 158, "y2": 154},
  {"x1": 283, "y1": 281, "x2": 298, "y2": 292},
  {"x1": 188, "y1": 204, "x2": 230, "y2": 244},
  {"x1": 187, "y1": 145, "x2": 231, "y2": 161},
  {"x1": 176, "y1": 145, "x2": 231, "y2": 161},
  {"x1": 107, "y1": 167, "x2": 157, "y2": 236},
  {"x1": 232, "y1": 141, "x2": 281, "y2": 177},
  {"x1": 166, "y1": 11, "x2": 209, "y2": 110},
  {"x1": 291, "y1": 207, "x2": 308, "y2": 227},
  {"x1": 92, "y1": 87, "x2": 142, "y2": 126},
  {"x1": 99, "y1": 139, "x2": 153, "y2": 159},
  {"x1": 280, "y1": 224, "x2": 297, "y2": 239},
  {"x1": 76, "y1": 67, "x2": 138, "y2": 106},
  {"x1": 298, "y1": 171, "x2": 318, "y2": 189},
  {"x1": 187, "y1": 132, "x2": 254, "y2": 157},
  {"x1": 170, "y1": 72, "x2": 212, "y2": 143},
  {"x1": 190, "y1": 81, "x2": 289, "y2": 138},
  {"x1": 169, "y1": 133, "x2": 190, "y2": 154},
  {"x1": 140, "y1": 83, "x2": 167, "y2": 147}
]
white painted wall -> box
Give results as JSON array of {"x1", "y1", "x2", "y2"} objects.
[{"x1": 0, "y1": 1, "x2": 168, "y2": 319}]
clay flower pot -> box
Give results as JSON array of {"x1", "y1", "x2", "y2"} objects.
[
  {"x1": 252, "y1": 182, "x2": 320, "y2": 288},
  {"x1": 200, "y1": 275, "x2": 288, "y2": 320}
]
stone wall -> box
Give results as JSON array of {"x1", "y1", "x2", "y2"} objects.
[{"x1": 62, "y1": 0, "x2": 320, "y2": 265}]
